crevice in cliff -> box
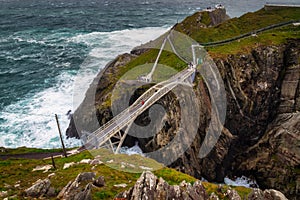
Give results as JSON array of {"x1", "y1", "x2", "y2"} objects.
[{"x1": 226, "y1": 78, "x2": 244, "y2": 117}]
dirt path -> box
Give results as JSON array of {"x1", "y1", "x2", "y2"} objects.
[{"x1": 0, "y1": 152, "x2": 65, "y2": 160}]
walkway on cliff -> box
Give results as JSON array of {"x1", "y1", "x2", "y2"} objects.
[{"x1": 200, "y1": 19, "x2": 300, "y2": 47}]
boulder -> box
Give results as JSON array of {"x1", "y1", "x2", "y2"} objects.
[
  {"x1": 117, "y1": 171, "x2": 208, "y2": 200},
  {"x1": 248, "y1": 188, "x2": 264, "y2": 200},
  {"x1": 57, "y1": 172, "x2": 95, "y2": 200},
  {"x1": 226, "y1": 187, "x2": 241, "y2": 200},
  {"x1": 76, "y1": 172, "x2": 96, "y2": 182},
  {"x1": 263, "y1": 189, "x2": 288, "y2": 200},
  {"x1": 93, "y1": 176, "x2": 105, "y2": 187},
  {"x1": 248, "y1": 188, "x2": 288, "y2": 200},
  {"x1": 25, "y1": 178, "x2": 51, "y2": 198}
]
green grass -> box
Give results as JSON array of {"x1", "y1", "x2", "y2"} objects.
[
  {"x1": 153, "y1": 167, "x2": 196, "y2": 185},
  {"x1": 0, "y1": 148, "x2": 253, "y2": 199},
  {"x1": 202, "y1": 181, "x2": 252, "y2": 199},
  {"x1": 207, "y1": 24, "x2": 300, "y2": 56},
  {"x1": 99, "y1": 49, "x2": 186, "y2": 108},
  {"x1": 174, "y1": 7, "x2": 300, "y2": 44}
]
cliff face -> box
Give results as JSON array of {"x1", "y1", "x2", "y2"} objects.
[
  {"x1": 232, "y1": 40, "x2": 300, "y2": 198},
  {"x1": 144, "y1": 40, "x2": 300, "y2": 199},
  {"x1": 66, "y1": 9, "x2": 300, "y2": 199}
]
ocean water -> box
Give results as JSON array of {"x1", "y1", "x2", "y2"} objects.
[{"x1": 0, "y1": 0, "x2": 294, "y2": 148}]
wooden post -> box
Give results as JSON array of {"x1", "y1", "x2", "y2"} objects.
[
  {"x1": 55, "y1": 114, "x2": 67, "y2": 158},
  {"x1": 51, "y1": 156, "x2": 56, "y2": 169}
]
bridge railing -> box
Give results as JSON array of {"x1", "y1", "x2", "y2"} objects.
[{"x1": 85, "y1": 68, "x2": 195, "y2": 148}]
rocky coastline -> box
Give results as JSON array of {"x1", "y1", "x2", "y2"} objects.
[{"x1": 65, "y1": 7, "x2": 300, "y2": 199}]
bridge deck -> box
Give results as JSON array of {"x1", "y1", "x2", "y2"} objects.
[{"x1": 85, "y1": 67, "x2": 196, "y2": 150}]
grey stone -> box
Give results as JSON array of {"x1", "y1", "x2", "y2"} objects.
[
  {"x1": 25, "y1": 178, "x2": 51, "y2": 197},
  {"x1": 93, "y1": 176, "x2": 105, "y2": 187},
  {"x1": 57, "y1": 172, "x2": 94, "y2": 200}
]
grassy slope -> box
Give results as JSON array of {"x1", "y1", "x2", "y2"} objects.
[
  {"x1": 175, "y1": 7, "x2": 300, "y2": 57},
  {"x1": 100, "y1": 7, "x2": 300, "y2": 108},
  {"x1": 0, "y1": 149, "x2": 251, "y2": 199},
  {"x1": 174, "y1": 7, "x2": 300, "y2": 43},
  {"x1": 101, "y1": 7, "x2": 300, "y2": 88}
]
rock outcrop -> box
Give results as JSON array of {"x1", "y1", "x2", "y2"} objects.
[
  {"x1": 116, "y1": 171, "x2": 209, "y2": 200},
  {"x1": 57, "y1": 172, "x2": 96, "y2": 200},
  {"x1": 117, "y1": 171, "x2": 288, "y2": 200},
  {"x1": 24, "y1": 178, "x2": 53, "y2": 198},
  {"x1": 57, "y1": 172, "x2": 106, "y2": 200}
]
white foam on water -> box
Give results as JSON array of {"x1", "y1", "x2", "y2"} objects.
[
  {"x1": 0, "y1": 26, "x2": 169, "y2": 148},
  {"x1": 0, "y1": 72, "x2": 81, "y2": 148},
  {"x1": 224, "y1": 176, "x2": 258, "y2": 188},
  {"x1": 71, "y1": 26, "x2": 169, "y2": 109},
  {"x1": 120, "y1": 142, "x2": 144, "y2": 156}
]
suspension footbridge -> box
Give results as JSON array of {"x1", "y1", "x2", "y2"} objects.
[{"x1": 83, "y1": 32, "x2": 200, "y2": 153}]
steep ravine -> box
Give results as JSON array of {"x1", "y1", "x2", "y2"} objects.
[{"x1": 66, "y1": 10, "x2": 300, "y2": 199}]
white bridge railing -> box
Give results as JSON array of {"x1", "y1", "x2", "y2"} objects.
[{"x1": 84, "y1": 67, "x2": 195, "y2": 150}]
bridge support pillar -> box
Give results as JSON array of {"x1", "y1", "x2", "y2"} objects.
[{"x1": 115, "y1": 122, "x2": 133, "y2": 154}]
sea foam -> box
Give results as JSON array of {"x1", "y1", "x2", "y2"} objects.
[{"x1": 0, "y1": 26, "x2": 168, "y2": 148}]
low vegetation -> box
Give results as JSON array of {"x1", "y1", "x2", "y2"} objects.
[{"x1": 0, "y1": 148, "x2": 252, "y2": 199}]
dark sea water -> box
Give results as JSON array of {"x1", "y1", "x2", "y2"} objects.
[{"x1": 0, "y1": 0, "x2": 295, "y2": 148}]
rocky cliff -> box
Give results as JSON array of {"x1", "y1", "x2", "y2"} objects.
[{"x1": 66, "y1": 7, "x2": 300, "y2": 199}]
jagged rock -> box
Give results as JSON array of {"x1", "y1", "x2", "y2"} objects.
[
  {"x1": 75, "y1": 183, "x2": 92, "y2": 200},
  {"x1": 46, "y1": 187, "x2": 56, "y2": 197},
  {"x1": 117, "y1": 171, "x2": 208, "y2": 200},
  {"x1": 192, "y1": 180, "x2": 208, "y2": 199},
  {"x1": 76, "y1": 172, "x2": 96, "y2": 182},
  {"x1": 248, "y1": 188, "x2": 264, "y2": 200},
  {"x1": 263, "y1": 189, "x2": 288, "y2": 200},
  {"x1": 57, "y1": 172, "x2": 95, "y2": 200},
  {"x1": 209, "y1": 192, "x2": 219, "y2": 200},
  {"x1": 248, "y1": 188, "x2": 288, "y2": 200},
  {"x1": 236, "y1": 113, "x2": 300, "y2": 197},
  {"x1": 93, "y1": 176, "x2": 105, "y2": 187},
  {"x1": 226, "y1": 187, "x2": 241, "y2": 200},
  {"x1": 25, "y1": 178, "x2": 51, "y2": 198}
]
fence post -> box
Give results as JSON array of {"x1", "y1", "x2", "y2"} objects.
[{"x1": 55, "y1": 114, "x2": 68, "y2": 158}]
